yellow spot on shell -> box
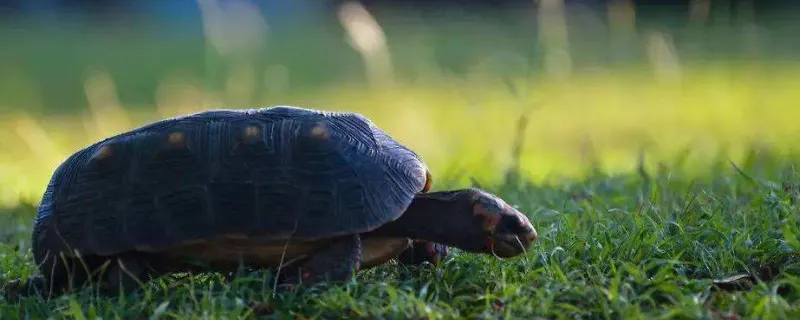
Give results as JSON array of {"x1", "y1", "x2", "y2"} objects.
[
  {"x1": 168, "y1": 132, "x2": 185, "y2": 146},
  {"x1": 310, "y1": 123, "x2": 329, "y2": 140},
  {"x1": 244, "y1": 125, "x2": 260, "y2": 139},
  {"x1": 93, "y1": 145, "x2": 112, "y2": 160}
]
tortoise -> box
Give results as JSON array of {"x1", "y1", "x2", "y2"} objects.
[{"x1": 12, "y1": 106, "x2": 537, "y2": 296}]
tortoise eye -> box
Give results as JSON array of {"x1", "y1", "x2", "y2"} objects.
[{"x1": 498, "y1": 214, "x2": 528, "y2": 234}]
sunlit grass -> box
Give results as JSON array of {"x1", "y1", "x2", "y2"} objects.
[{"x1": 2, "y1": 63, "x2": 800, "y2": 208}]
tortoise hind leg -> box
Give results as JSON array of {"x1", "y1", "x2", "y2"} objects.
[
  {"x1": 103, "y1": 253, "x2": 158, "y2": 296},
  {"x1": 277, "y1": 234, "x2": 362, "y2": 287},
  {"x1": 35, "y1": 253, "x2": 96, "y2": 297},
  {"x1": 4, "y1": 254, "x2": 116, "y2": 300}
]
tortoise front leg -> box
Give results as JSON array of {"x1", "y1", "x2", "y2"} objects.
[
  {"x1": 277, "y1": 234, "x2": 362, "y2": 287},
  {"x1": 13, "y1": 254, "x2": 96, "y2": 298},
  {"x1": 397, "y1": 240, "x2": 448, "y2": 266}
]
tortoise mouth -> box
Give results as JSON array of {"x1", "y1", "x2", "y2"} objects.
[{"x1": 489, "y1": 233, "x2": 535, "y2": 257}]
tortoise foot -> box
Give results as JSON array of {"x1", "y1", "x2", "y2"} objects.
[
  {"x1": 276, "y1": 234, "x2": 362, "y2": 288},
  {"x1": 397, "y1": 240, "x2": 449, "y2": 266}
]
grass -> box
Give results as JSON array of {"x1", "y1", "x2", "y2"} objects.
[
  {"x1": 3, "y1": 5, "x2": 800, "y2": 318},
  {"x1": 4, "y1": 64, "x2": 800, "y2": 208},
  {"x1": 2, "y1": 151, "x2": 800, "y2": 318},
  {"x1": 3, "y1": 5, "x2": 800, "y2": 206}
]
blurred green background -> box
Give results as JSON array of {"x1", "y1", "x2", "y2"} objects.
[{"x1": 1, "y1": 0, "x2": 799, "y2": 208}]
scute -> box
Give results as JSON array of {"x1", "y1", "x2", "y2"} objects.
[{"x1": 32, "y1": 106, "x2": 429, "y2": 270}]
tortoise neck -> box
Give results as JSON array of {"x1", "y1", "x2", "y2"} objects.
[{"x1": 369, "y1": 189, "x2": 477, "y2": 246}]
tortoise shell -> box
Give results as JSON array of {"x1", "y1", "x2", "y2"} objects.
[{"x1": 32, "y1": 106, "x2": 430, "y2": 271}]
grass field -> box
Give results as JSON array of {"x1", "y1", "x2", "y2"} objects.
[
  {"x1": 3, "y1": 4, "x2": 800, "y2": 318},
  {"x1": 3, "y1": 153, "x2": 800, "y2": 319}
]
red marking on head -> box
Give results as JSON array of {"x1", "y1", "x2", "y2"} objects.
[
  {"x1": 474, "y1": 203, "x2": 502, "y2": 232},
  {"x1": 302, "y1": 271, "x2": 311, "y2": 280}
]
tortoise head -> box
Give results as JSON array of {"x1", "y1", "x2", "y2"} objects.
[
  {"x1": 462, "y1": 189, "x2": 538, "y2": 257},
  {"x1": 377, "y1": 188, "x2": 537, "y2": 259}
]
